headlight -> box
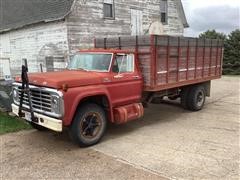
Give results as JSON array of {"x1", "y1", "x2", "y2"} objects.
[
  {"x1": 51, "y1": 95, "x2": 61, "y2": 114},
  {"x1": 13, "y1": 88, "x2": 19, "y2": 103}
]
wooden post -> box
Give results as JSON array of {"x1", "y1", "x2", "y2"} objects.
[
  {"x1": 202, "y1": 39, "x2": 206, "y2": 77},
  {"x1": 104, "y1": 38, "x2": 107, "y2": 49},
  {"x1": 22, "y1": 58, "x2": 28, "y2": 70},
  {"x1": 94, "y1": 38, "x2": 97, "y2": 48},
  {"x1": 194, "y1": 38, "x2": 198, "y2": 79},
  {"x1": 154, "y1": 36, "x2": 158, "y2": 86},
  {"x1": 209, "y1": 39, "x2": 213, "y2": 76},
  {"x1": 186, "y1": 40, "x2": 190, "y2": 80},
  {"x1": 150, "y1": 35, "x2": 156, "y2": 88},
  {"x1": 219, "y1": 41, "x2": 224, "y2": 75},
  {"x1": 215, "y1": 40, "x2": 219, "y2": 75},
  {"x1": 177, "y1": 37, "x2": 181, "y2": 82},
  {"x1": 40, "y1": 64, "x2": 43, "y2": 73},
  {"x1": 118, "y1": 37, "x2": 122, "y2": 50},
  {"x1": 166, "y1": 36, "x2": 170, "y2": 84}
]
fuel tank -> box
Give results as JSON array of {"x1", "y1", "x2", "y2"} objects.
[{"x1": 113, "y1": 103, "x2": 144, "y2": 124}]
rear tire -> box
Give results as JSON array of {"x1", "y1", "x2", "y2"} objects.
[
  {"x1": 69, "y1": 103, "x2": 107, "y2": 147},
  {"x1": 187, "y1": 86, "x2": 206, "y2": 111}
]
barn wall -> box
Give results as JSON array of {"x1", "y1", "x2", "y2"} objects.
[
  {"x1": 0, "y1": 21, "x2": 69, "y2": 77},
  {"x1": 66, "y1": 0, "x2": 185, "y2": 54},
  {"x1": 164, "y1": 0, "x2": 185, "y2": 35}
]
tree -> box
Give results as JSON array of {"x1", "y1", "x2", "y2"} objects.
[
  {"x1": 199, "y1": 29, "x2": 240, "y2": 75},
  {"x1": 199, "y1": 30, "x2": 226, "y2": 40},
  {"x1": 223, "y1": 29, "x2": 240, "y2": 75}
]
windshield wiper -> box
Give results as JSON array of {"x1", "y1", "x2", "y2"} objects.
[{"x1": 69, "y1": 68, "x2": 88, "y2": 71}]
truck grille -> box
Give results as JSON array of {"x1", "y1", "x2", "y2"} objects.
[{"x1": 17, "y1": 87, "x2": 52, "y2": 113}]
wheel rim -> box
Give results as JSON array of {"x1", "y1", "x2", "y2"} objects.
[
  {"x1": 80, "y1": 112, "x2": 102, "y2": 140},
  {"x1": 196, "y1": 91, "x2": 204, "y2": 107}
]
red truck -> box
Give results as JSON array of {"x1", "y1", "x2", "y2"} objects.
[{"x1": 11, "y1": 35, "x2": 224, "y2": 147}]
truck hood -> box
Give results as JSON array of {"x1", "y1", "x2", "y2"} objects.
[{"x1": 16, "y1": 70, "x2": 105, "y2": 89}]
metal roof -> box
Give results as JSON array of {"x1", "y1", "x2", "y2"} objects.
[{"x1": 0, "y1": 0, "x2": 74, "y2": 33}]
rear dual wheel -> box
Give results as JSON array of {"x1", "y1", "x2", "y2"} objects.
[
  {"x1": 181, "y1": 85, "x2": 206, "y2": 111},
  {"x1": 69, "y1": 103, "x2": 107, "y2": 147}
]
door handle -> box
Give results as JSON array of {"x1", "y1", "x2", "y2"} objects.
[
  {"x1": 114, "y1": 74, "x2": 123, "y2": 79},
  {"x1": 132, "y1": 76, "x2": 140, "y2": 79}
]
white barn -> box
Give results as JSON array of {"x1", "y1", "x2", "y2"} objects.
[{"x1": 0, "y1": 0, "x2": 188, "y2": 79}]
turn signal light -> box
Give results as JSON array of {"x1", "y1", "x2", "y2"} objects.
[{"x1": 62, "y1": 84, "x2": 69, "y2": 92}]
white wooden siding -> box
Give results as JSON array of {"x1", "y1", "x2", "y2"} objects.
[
  {"x1": 67, "y1": 0, "x2": 185, "y2": 53},
  {"x1": 0, "y1": 21, "x2": 69, "y2": 77},
  {"x1": 0, "y1": 58, "x2": 11, "y2": 80}
]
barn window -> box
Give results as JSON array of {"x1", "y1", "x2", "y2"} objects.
[
  {"x1": 160, "y1": 0, "x2": 168, "y2": 24},
  {"x1": 103, "y1": 0, "x2": 114, "y2": 19}
]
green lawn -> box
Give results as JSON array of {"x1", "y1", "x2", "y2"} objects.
[{"x1": 0, "y1": 111, "x2": 32, "y2": 135}]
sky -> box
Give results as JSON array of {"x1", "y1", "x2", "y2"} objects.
[{"x1": 181, "y1": 0, "x2": 240, "y2": 37}]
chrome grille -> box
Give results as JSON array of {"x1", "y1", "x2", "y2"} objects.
[{"x1": 17, "y1": 87, "x2": 52, "y2": 113}]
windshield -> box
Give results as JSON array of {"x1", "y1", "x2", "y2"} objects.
[{"x1": 68, "y1": 53, "x2": 112, "y2": 72}]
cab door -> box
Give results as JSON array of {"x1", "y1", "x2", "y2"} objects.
[{"x1": 108, "y1": 54, "x2": 143, "y2": 106}]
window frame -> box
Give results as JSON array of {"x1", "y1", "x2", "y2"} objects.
[
  {"x1": 160, "y1": 0, "x2": 168, "y2": 25},
  {"x1": 112, "y1": 54, "x2": 135, "y2": 74},
  {"x1": 103, "y1": 0, "x2": 115, "y2": 19}
]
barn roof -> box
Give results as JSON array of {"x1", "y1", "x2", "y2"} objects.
[{"x1": 0, "y1": 0, "x2": 74, "y2": 33}]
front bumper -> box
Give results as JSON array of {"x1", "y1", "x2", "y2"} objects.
[{"x1": 12, "y1": 104, "x2": 63, "y2": 132}]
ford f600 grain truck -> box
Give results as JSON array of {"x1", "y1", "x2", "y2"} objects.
[{"x1": 11, "y1": 35, "x2": 224, "y2": 147}]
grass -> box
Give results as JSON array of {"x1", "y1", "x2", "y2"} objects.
[{"x1": 0, "y1": 111, "x2": 32, "y2": 135}]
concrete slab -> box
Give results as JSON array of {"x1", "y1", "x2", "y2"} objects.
[
  {"x1": 1, "y1": 76, "x2": 239, "y2": 179},
  {"x1": 1, "y1": 130, "x2": 164, "y2": 180},
  {"x1": 93, "y1": 76, "x2": 240, "y2": 179}
]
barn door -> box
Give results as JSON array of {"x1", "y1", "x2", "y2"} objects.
[
  {"x1": 131, "y1": 9, "x2": 143, "y2": 36},
  {"x1": 45, "y1": 56, "x2": 54, "y2": 72},
  {"x1": 0, "y1": 58, "x2": 11, "y2": 80}
]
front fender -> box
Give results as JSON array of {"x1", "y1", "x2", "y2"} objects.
[{"x1": 62, "y1": 85, "x2": 113, "y2": 126}]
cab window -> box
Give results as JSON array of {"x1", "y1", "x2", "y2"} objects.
[{"x1": 112, "y1": 54, "x2": 134, "y2": 73}]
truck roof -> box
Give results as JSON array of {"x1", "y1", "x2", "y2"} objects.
[{"x1": 79, "y1": 49, "x2": 135, "y2": 54}]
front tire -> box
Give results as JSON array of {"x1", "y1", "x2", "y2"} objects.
[{"x1": 69, "y1": 103, "x2": 107, "y2": 147}]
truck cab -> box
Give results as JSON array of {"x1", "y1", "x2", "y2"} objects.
[{"x1": 12, "y1": 49, "x2": 144, "y2": 147}]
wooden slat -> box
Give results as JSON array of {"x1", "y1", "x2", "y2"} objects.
[{"x1": 95, "y1": 35, "x2": 223, "y2": 91}]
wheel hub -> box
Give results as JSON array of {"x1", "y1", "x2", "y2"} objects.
[
  {"x1": 80, "y1": 113, "x2": 101, "y2": 139},
  {"x1": 197, "y1": 91, "x2": 204, "y2": 107}
]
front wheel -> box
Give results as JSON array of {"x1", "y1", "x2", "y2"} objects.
[{"x1": 69, "y1": 103, "x2": 107, "y2": 147}]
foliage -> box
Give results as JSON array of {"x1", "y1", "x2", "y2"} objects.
[
  {"x1": 199, "y1": 30, "x2": 227, "y2": 40},
  {"x1": 223, "y1": 30, "x2": 240, "y2": 75},
  {"x1": 0, "y1": 111, "x2": 31, "y2": 134},
  {"x1": 199, "y1": 29, "x2": 240, "y2": 75}
]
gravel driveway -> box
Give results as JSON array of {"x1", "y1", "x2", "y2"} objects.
[{"x1": 1, "y1": 76, "x2": 239, "y2": 179}]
